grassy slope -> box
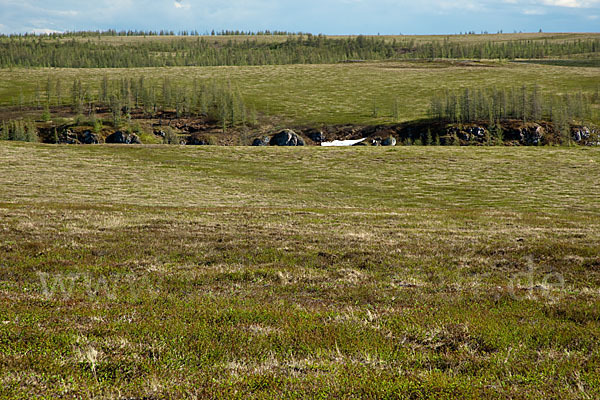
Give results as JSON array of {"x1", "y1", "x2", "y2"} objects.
[
  {"x1": 1, "y1": 142, "x2": 599, "y2": 398},
  {"x1": 1, "y1": 61, "x2": 599, "y2": 125}
]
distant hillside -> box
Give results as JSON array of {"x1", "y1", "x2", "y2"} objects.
[{"x1": 1, "y1": 32, "x2": 599, "y2": 68}]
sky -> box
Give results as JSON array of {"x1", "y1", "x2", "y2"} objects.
[{"x1": 0, "y1": 0, "x2": 598, "y2": 35}]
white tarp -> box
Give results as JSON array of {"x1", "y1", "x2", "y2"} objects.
[{"x1": 320, "y1": 138, "x2": 367, "y2": 147}]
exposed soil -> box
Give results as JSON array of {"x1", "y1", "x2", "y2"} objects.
[{"x1": 0, "y1": 104, "x2": 596, "y2": 146}]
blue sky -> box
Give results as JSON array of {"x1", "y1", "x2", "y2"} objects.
[{"x1": 0, "y1": 0, "x2": 598, "y2": 35}]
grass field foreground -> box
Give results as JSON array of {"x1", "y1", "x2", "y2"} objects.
[{"x1": 1, "y1": 142, "x2": 599, "y2": 398}]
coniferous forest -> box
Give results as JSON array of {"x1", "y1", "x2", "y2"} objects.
[
  {"x1": 430, "y1": 86, "x2": 594, "y2": 127},
  {"x1": 0, "y1": 75, "x2": 252, "y2": 143},
  {"x1": 1, "y1": 33, "x2": 600, "y2": 68}
]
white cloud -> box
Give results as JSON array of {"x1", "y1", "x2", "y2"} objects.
[
  {"x1": 436, "y1": 0, "x2": 486, "y2": 11},
  {"x1": 52, "y1": 10, "x2": 79, "y2": 17},
  {"x1": 174, "y1": 0, "x2": 190, "y2": 9},
  {"x1": 540, "y1": 0, "x2": 600, "y2": 7},
  {"x1": 504, "y1": 0, "x2": 600, "y2": 6},
  {"x1": 31, "y1": 28, "x2": 64, "y2": 34}
]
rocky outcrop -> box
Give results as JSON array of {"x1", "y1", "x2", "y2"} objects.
[
  {"x1": 503, "y1": 123, "x2": 545, "y2": 145},
  {"x1": 304, "y1": 129, "x2": 324, "y2": 143},
  {"x1": 252, "y1": 136, "x2": 270, "y2": 146},
  {"x1": 588, "y1": 128, "x2": 600, "y2": 146},
  {"x1": 503, "y1": 127, "x2": 522, "y2": 142},
  {"x1": 522, "y1": 125, "x2": 544, "y2": 146},
  {"x1": 269, "y1": 129, "x2": 305, "y2": 146},
  {"x1": 81, "y1": 130, "x2": 99, "y2": 144},
  {"x1": 105, "y1": 131, "x2": 141, "y2": 144},
  {"x1": 60, "y1": 129, "x2": 80, "y2": 144},
  {"x1": 187, "y1": 134, "x2": 215, "y2": 145},
  {"x1": 461, "y1": 126, "x2": 486, "y2": 142},
  {"x1": 57, "y1": 129, "x2": 99, "y2": 144},
  {"x1": 41, "y1": 119, "x2": 595, "y2": 147},
  {"x1": 381, "y1": 136, "x2": 397, "y2": 146},
  {"x1": 188, "y1": 138, "x2": 209, "y2": 145},
  {"x1": 446, "y1": 126, "x2": 487, "y2": 143},
  {"x1": 572, "y1": 126, "x2": 590, "y2": 143},
  {"x1": 572, "y1": 127, "x2": 600, "y2": 146}
]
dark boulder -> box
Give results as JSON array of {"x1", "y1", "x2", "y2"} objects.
[
  {"x1": 105, "y1": 131, "x2": 141, "y2": 144},
  {"x1": 81, "y1": 130, "x2": 99, "y2": 144},
  {"x1": 187, "y1": 136, "x2": 212, "y2": 145},
  {"x1": 503, "y1": 128, "x2": 523, "y2": 142},
  {"x1": 252, "y1": 136, "x2": 270, "y2": 146},
  {"x1": 269, "y1": 129, "x2": 305, "y2": 146},
  {"x1": 186, "y1": 132, "x2": 216, "y2": 145},
  {"x1": 522, "y1": 124, "x2": 544, "y2": 146},
  {"x1": 381, "y1": 136, "x2": 397, "y2": 146},
  {"x1": 572, "y1": 126, "x2": 590, "y2": 143},
  {"x1": 305, "y1": 129, "x2": 324, "y2": 143}
]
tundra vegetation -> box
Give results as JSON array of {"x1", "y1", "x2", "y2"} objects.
[
  {"x1": 0, "y1": 31, "x2": 600, "y2": 398},
  {"x1": 1, "y1": 143, "x2": 599, "y2": 398}
]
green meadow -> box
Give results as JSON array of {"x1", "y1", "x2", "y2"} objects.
[
  {"x1": 1, "y1": 142, "x2": 599, "y2": 398},
  {"x1": 1, "y1": 60, "x2": 599, "y2": 125}
]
